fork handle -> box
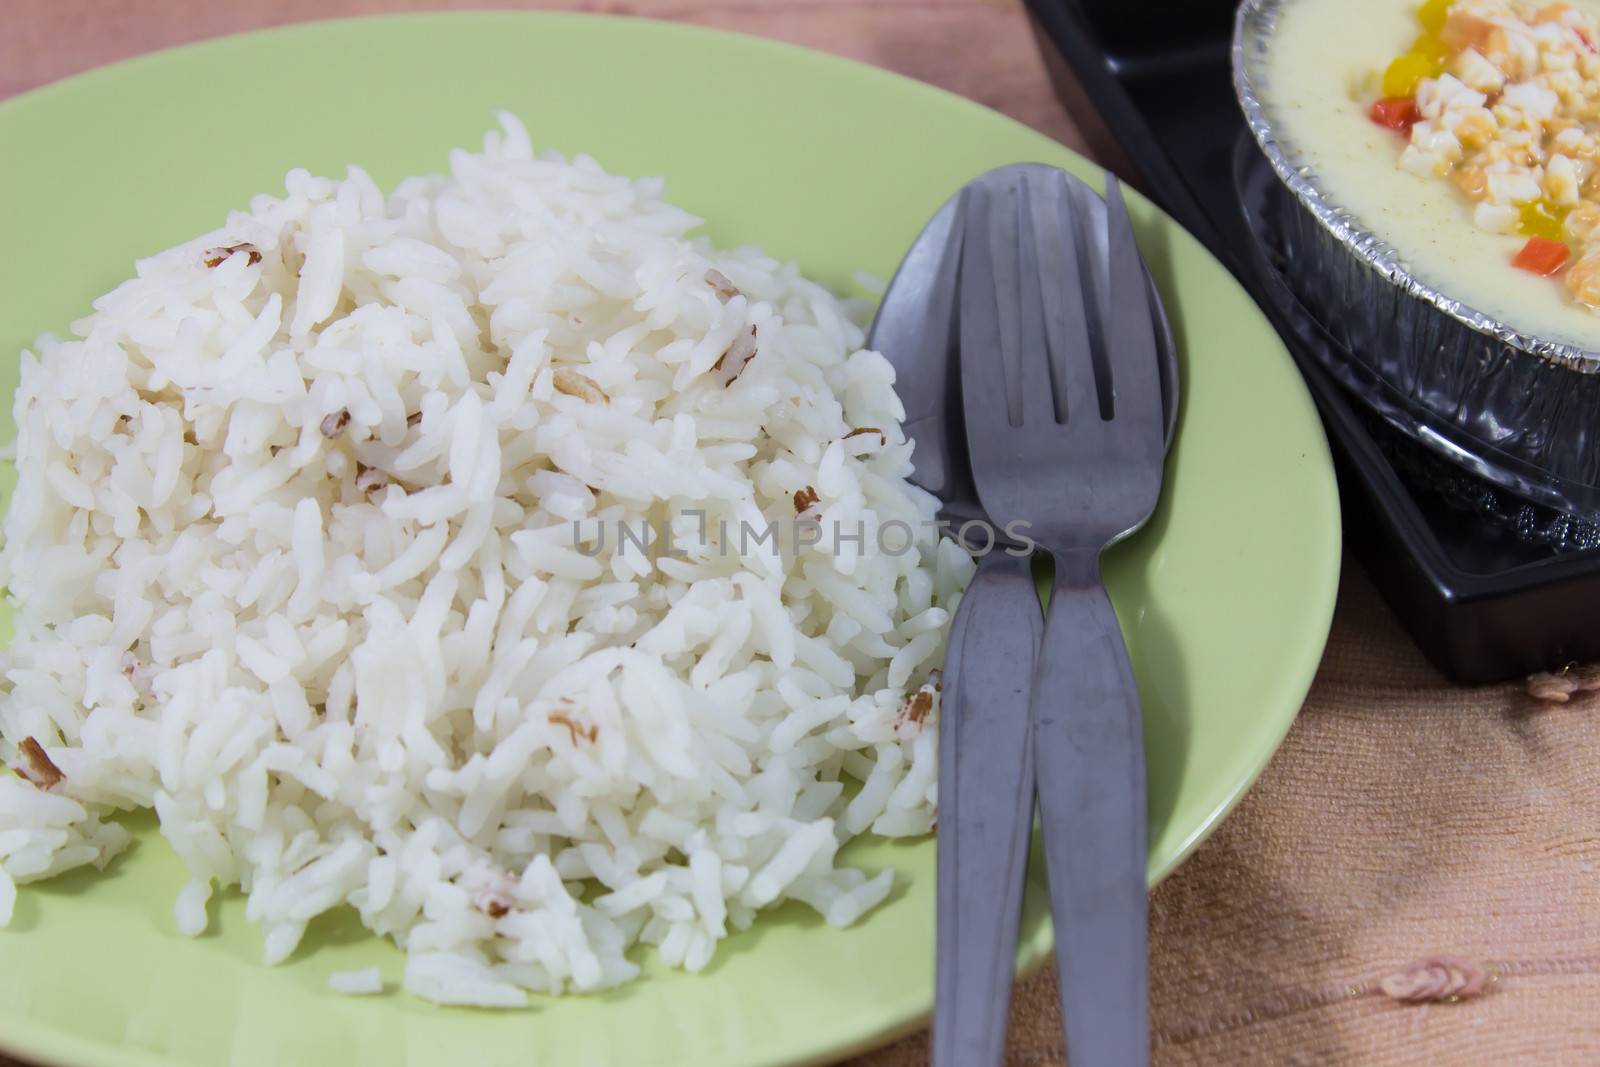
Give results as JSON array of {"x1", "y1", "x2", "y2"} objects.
[
  {"x1": 932, "y1": 550, "x2": 1042, "y2": 1067},
  {"x1": 1033, "y1": 552, "x2": 1149, "y2": 1067}
]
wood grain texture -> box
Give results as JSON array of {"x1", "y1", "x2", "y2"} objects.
[
  {"x1": 4, "y1": 3, "x2": 1598, "y2": 1066},
  {"x1": 0, "y1": 0, "x2": 1089, "y2": 154}
]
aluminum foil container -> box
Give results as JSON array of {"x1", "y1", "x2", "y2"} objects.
[{"x1": 1233, "y1": 0, "x2": 1600, "y2": 515}]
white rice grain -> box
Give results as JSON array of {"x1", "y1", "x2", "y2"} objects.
[
  {"x1": 328, "y1": 967, "x2": 385, "y2": 995},
  {"x1": 0, "y1": 116, "x2": 963, "y2": 1008}
]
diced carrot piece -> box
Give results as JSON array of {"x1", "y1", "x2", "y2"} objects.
[
  {"x1": 1512, "y1": 236, "x2": 1571, "y2": 276},
  {"x1": 1369, "y1": 96, "x2": 1422, "y2": 132}
]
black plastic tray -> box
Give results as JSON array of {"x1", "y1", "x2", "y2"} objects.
[{"x1": 1024, "y1": 0, "x2": 1600, "y2": 682}]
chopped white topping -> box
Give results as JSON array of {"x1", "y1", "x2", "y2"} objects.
[
  {"x1": 1420, "y1": 74, "x2": 1486, "y2": 119},
  {"x1": 1394, "y1": 0, "x2": 1600, "y2": 306},
  {"x1": 1475, "y1": 200, "x2": 1521, "y2": 232},
  {"x1": 1501, "y1": 81, "x2": 1560, "y2": 120},
  {"x1": 1455, "y1": 48, "x2": 1508, "y2": 92},
  {"x1": 1488, "y1": 168, "x2": 1543, "y2": 203},
  {"x1": 1546, "y1": 152, "x2": 1582, "y2": 205},
  {"x1": 1402, "y1": 139, "x2": 1458, "y2": 178}
]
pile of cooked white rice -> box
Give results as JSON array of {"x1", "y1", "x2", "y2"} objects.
[{"x1": 0, "y1": 114, "x2": 970, "y2": 1006}]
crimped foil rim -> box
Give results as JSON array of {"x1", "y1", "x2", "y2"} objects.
[{"x1": 1232, "y1": 0, "x2": 1600, "y2": 375}]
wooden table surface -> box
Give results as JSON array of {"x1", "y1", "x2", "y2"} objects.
[
  {"x1": 2, "y1": 0, "x2": 1087, "y2": 147},
  {"x1": 7, "y1": 3, "x2": 1600, "y2": 1067}
]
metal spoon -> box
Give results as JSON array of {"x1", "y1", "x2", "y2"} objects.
[{"x1": 866, "y1": 170, "x2": 1178, "y2": 1067}]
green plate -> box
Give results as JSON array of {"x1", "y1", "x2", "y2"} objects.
[{"x1": 0, "y1": 13, "x2": 1340, "y2": 1067}]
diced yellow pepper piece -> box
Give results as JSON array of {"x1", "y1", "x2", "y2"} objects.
[
  {"x1": 1517, "y1": 198, "x2": 1570, "y2": 240},
  {"x1": 1411, "y1": 33, "x2": 1451, "y2": 64},
  {"x1": 1383, "y1": 51, "x2": 1441, "y2": 98},
  {"x1": 1418, "y1": 0, "x2": 1456, "y2": 35}
]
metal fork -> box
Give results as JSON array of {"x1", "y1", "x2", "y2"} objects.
[{"x1": 957, "y1": 166, "x2": 1168, "y2": 1067}]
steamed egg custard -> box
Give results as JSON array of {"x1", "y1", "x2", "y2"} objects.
[{"x1": 1265, "y1": 0, "x2": 1600, "y2": 349}]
